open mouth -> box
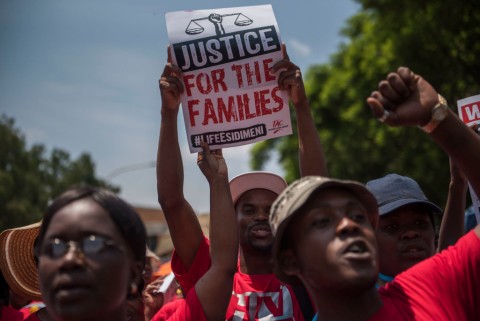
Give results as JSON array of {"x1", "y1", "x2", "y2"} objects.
[
  {"x1": 342, "y1": 240, "x2": 372, "y2": 260},
  {"x1": 346, "y1": 241, "x2": 367, "y2": 254}
]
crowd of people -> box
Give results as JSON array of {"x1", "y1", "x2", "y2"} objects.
[{"x1": 1, "y1": 44, "x2": 479, "y2": 321}]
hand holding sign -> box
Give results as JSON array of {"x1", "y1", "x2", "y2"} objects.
[
  {"x1": 159, "y1": 47, "x2": 184, "y2": 112},
  {"x1": 271, "y1": 44, "x2": 307, "y2": 108},
  {"x1": 197, "y1": 141, "x2": 227, "y2": 184}
]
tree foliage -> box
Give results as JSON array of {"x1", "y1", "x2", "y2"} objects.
[
  {"x1": 0, "y1": 115, "x2": 120, "y2": 231},
  {"x1": 251, "y1": 0, "x2": 480, "y2": 207}
]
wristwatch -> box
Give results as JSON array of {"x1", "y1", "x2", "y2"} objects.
[{"x1": 419, "y1": 94, "x2": 449, "y2": 133}]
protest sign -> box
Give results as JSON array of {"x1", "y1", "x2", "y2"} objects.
[
  {"x1": 457, "y1": 94, "x2": 480, "y2": 126},
  {"x1": 165, "y1": 5, "x2": 292, "y2": 153},
  {"x1": 457, "y1": 94, "x2": 480, "y2": 224}
]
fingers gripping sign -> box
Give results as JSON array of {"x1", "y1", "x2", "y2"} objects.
[
  {"x1": 270, "y1": 43, "x2": 307, "y2": 107},
  {"x1": 159, "y1": 46, "x2": 185, "y2": 111},
  {"x1": 197, "y1": 141, "x2": 227, "y2": 183}
]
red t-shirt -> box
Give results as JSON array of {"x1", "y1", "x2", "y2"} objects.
[
  {"x1": 370, "y1": 230, "x2": 480, "y2": 320},
  {"x1": 23, "y1": 312, "x2": 41, "y2": 321},
  {"x1": 151, "y1": 289, "x2": 206, "y2": 321},
  {"x1": 0, "y1": 306, "x2": 23, "y2": 321},
  {"x1": 172, "y1": 236, "x2": 305, "y2": 321}
]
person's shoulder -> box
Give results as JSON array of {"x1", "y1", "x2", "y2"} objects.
[
  {"x1": 0, "y1": 306, "x2": 24, "y2": 321},
  {"x1": 434, "y1": 229, "x2": 480, "y2": 260},
  {"x1": 151, "y1": 299, "x2": 187, "y2": 321},
  {"x1": 164, "y1": 298, "x2": 186, "y2": 311},
  {"x1": 163, "y1": 289, "x2": 206, "y2": 321}
]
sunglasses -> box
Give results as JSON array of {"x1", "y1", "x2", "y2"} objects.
[{"x1": 39, "y1": 235, "x2": 126, "y2": 259}]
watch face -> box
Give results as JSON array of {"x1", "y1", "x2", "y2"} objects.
[
  {"x1": 432, "y1": 102, "x2": 448, "y2": 121},
  {"x1": 419, "y1": 94, "x2": 449, "y2": 133}
]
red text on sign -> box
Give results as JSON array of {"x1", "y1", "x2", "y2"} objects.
[
  {"x1": 187, "y1": 87, "x2": 284, "y2": 126},
  {"x1": 231, "y1": 58, "x2": 275, "y2": 88},
  {"x1": 460, "y1": 102, "x2": 480, "y2": 122},
  {"x1": 184, "y1": 69, "x2": 227, "y2": 97}
]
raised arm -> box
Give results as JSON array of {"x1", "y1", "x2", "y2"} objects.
[
  {"x1": 438, "y1": 158, "x2": 468, "y2": 251},
  {"x1": 366, "y1": 66, "x2": 480, "y2": 238},
  {"x1": 195, "y1": 142, "x2": 238, "y2": 321},
  {"x1": 157, "y1": 48, "x2": 203, "y2": 269},
  {"x1": 271, "y1": 44, "x2": 328, "y2": 177}
]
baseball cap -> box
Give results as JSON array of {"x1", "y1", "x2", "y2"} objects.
[
  {"x1": 269, "y1": 176, "x2": 379, "y2": 285},
  {"x1": 0, "y1": 222, "x2": 42, "y2": 301},
  {"x1": 464, "y1": 206, "x2": 477, "y2": 232},
  {"x1": 366, "y1": 174, "x2": 442, "y2": 216},
  {"x1": 230, "y1": 172, "x2": 287, "y2": 205}
]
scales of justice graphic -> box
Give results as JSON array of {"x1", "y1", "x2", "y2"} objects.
[{"x1": 185, "y1": 12, "x2": 253, "y2": 36}]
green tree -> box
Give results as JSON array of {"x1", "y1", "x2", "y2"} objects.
[
  {"x1": 251, "y1": 0, "x2": 480, "y2": 207},
  {"x1": 0, "y1": 114, "x2": 119, "y2": 231}
]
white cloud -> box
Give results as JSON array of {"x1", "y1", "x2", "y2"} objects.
[{"x1": 287, "y1": 38, "x2": 312, "y2": 57}]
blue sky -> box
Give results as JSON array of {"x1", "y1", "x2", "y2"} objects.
[{"x1": 0, "y1": 0, "x2": 360, "y2": 213}]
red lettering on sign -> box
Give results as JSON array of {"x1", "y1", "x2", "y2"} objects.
[
  {"x1": 271, "y1": 87, "x2": 284, "y2": 112},
  {"x1": 184, "y1": 74, "x2": 196, "y2": 97},
  {"x1": 211, "y1": 69, "x2": 227, "y2": 93},
  {"x1": 218, "y1": 96, "x2": 238, "y2": 123},
  {"x1": 203, "y1": 98, "x2": 218, "y2": 125},
  {"x1": 245, "y1": 61, "x2": 262, "y2": 86},
  {"x1": 460, "y1": 102, "x2": 480, "y2": 122},
  {"x1": 197, "y1": 73, "x2": 213, "y2": 94},
  {"x1": 184, "y1": 69, "x2": 227, "y2": 97},
  {"x1": 231, "y1": 58, "x2": 276, "y2": 88},
  {"x1": 188, "y1": 87, "x2": 284, "y2": 127},
  {"x1": 188, "y1": 99, "x2": 200, "y2": 126},
  {"x1": 263, "y1": 58, "x2": 275, "y2": 82},
  {"x1": 237, "y1": 94, "x2": 249, "y2": 121}
]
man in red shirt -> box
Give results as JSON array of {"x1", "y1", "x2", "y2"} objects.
[
  {"x1": 270, "y1": 67, "x2": 480, "y2": 321},
  {"x1": 155, "y1": 142, "x2": 239, "y2": 321},
  {"x1": 157, "y1": 44, "x2": 327, "y2": 321}
]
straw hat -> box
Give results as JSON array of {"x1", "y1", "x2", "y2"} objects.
[{"x1": 0, "y1": 222, "x2": 42, "y2": 301}]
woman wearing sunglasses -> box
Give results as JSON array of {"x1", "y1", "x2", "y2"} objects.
[
  {"x1": 34, "y1": 141, "x2": 236, "y2": 321},
  {"x1": 34, "y1": 186, "x2": 146, "y2": 321}
]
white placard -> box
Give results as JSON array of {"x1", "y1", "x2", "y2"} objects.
[
  {"x1": 166, "y1": 5, "x2": 292, "y2": 153},
  {"x1": 457, "y1": 94, "x2": 480, "y2": 224}
]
